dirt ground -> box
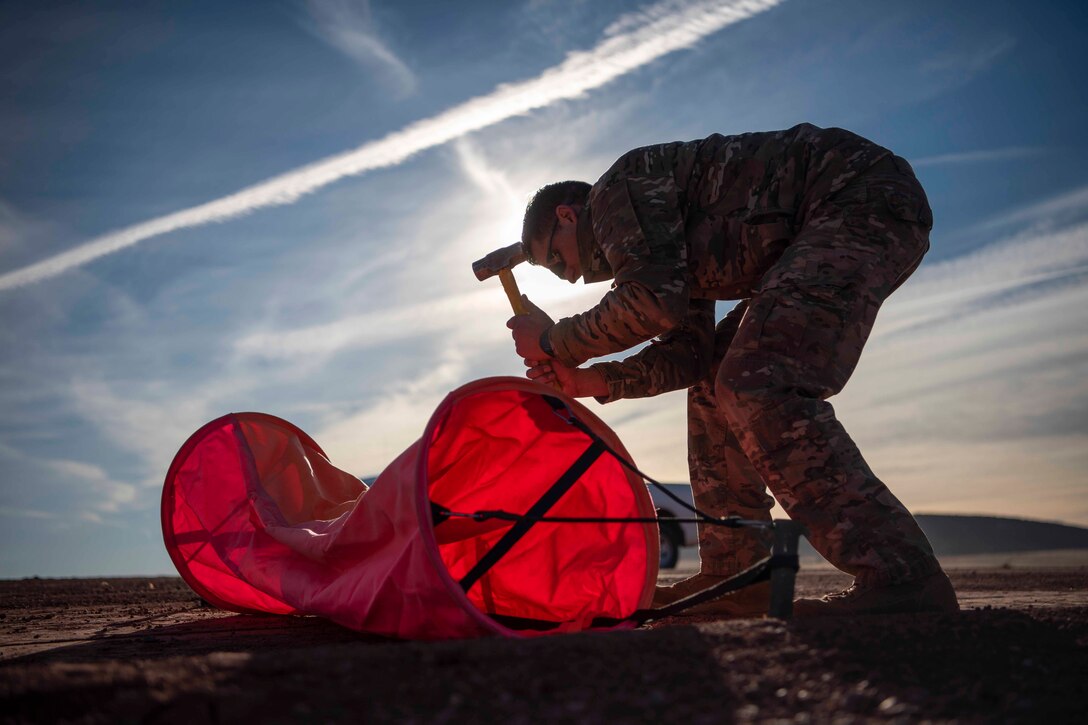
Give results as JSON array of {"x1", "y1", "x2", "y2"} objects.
[{"x1": 1, "y1": 560, "x2": 1086, "y2": 724}]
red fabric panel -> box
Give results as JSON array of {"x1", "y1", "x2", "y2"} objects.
[
  {"x1": 162, "y1": 416, "x2": 297, "y2": 614},
  {"x1": 427, "y1": 389, "x2": 652, "y2": 630}
]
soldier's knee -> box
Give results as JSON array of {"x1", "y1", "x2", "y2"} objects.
[{"x1": 713, "y1": 356, "x2": 770, "y2": 425}]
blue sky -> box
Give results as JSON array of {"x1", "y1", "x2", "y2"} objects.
[{"x1": 1, "y1": 0, "x2": 1086, "y2": 577}]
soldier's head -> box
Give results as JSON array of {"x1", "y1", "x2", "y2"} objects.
[{"x1": 521, "y1": 181, "x2": 590, "y2": 284}]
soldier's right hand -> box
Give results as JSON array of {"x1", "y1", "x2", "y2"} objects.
[{"x1": 519, "y1": 295, "x2": 554, "y2": 329}]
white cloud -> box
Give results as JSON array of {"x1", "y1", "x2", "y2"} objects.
[
  {"x1": 0, "y1": 197, "x2": 68, "y2": 262},
  {"x1": 235, "y1": 287, "x2": 499, "y2": 360},
  {"x1": 0, "y1": 441, "x2": 141, "y2": 524},
  {"x1": 313, "y1": 346, "x2": 471, "y2": 474},
  {"x1": 921, "y1": 34, "x2": 1016, "y2": 83},
  {"x1": 453, "y1": 138, "x2": 522, "y2": 204},
  {"x1": 966, "y1": 184, "x2": 1088, "y2": 236},
  {"x1": 837, "y1": 287, "x2": 1088, "y2": 521},
  {"x1": 303, "y1": 0, "x2": 417, "y2": 97},
  {"x1": 877, "y1": 218, "x2": 1088, "y2": 334},
  {"x1": 0, "y1": 199, "x2": 29, "y2": 255},
  {"x1": 65, "y1": 378, "x2": 228, "y2": 487},
  {"x1": 231, "y1": 128, "x2": 614, "y2": 367},
  {"x1": 0, "y1": 0, "x2": 786, "y2": 292},
  {"x1": 40, "y1": 458, "x2": 138, "y2": 514},
  {"x1": 912, "y1": 146, "x2": 1044, "y2": 168},
  {"x1": 43, "y1": 458, "x2": 112, "y2": 482}
]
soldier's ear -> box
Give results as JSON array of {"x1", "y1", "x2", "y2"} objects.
[{"x1": 556, "y1": 204, "x2": 579, "y2": 224}]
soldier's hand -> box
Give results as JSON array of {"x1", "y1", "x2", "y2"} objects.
[
  {"x1": 519, "y1": 295, "x2": 554, "y2": 329},
  {"x1": 524, "y1": 359, "x2": 607, "y2": 399},
  {"x1": 506, "y1": 295, "x2": 553, "y2": 360},
  {"x1": 525, "y1": 358, "x2": 573, "y2": 396},
  {"x1": 507, "y1": 316, "x2": 545, "y2": 359}
]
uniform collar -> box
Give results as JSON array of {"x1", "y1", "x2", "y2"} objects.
[{"x1": 576, "y1": 203, "x2": 613, "y2": 284}]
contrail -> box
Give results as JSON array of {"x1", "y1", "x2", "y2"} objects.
[{"x1": 0, "y1": 0, "x2": 785, "y2": 291}]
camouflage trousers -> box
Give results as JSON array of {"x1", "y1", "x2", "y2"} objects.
[{"x1": 688, "y1": 155, "x2": 941, "y2": 587}]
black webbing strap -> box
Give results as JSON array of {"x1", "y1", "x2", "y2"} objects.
[
  {"x1": 768, "y1": 553, "x2": 800, "y2": 572},
  {"x1": 487, "y1": 613, "x2": 566, "y2": 631},
  {"x1": 591, "y1": 554, "x2": 782, "y2": 627},
  {"x1": 459, "y1": 439, "x2": 606, "y2": 593},
  {"x1": 541, "y1": 395, "x2": 721, "y2": 525}
]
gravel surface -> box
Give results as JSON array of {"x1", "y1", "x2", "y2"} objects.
[{"x1": 1, "y1": 566, "x2": 1086, "y2": 723}]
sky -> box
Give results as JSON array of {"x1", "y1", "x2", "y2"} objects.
[{"x1": 1, "y1": 0, "x2": 1086, "y2": 577}]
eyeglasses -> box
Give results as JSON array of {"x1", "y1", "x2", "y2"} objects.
[{"x1": 525, "y1": 216, "x2": 566, "y2": 276}]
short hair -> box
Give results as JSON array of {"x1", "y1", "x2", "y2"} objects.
[{"x1": 521, "y1": 181, "x2": 591, "y2": 248}]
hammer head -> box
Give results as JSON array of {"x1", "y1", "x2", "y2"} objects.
[{"x1": 472, "y1": 242, "x2": 527, "y2": 281}]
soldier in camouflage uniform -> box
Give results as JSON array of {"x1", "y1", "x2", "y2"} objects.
[{"x1": 509, "y1": 123, "x2": 958, "y2": 615}]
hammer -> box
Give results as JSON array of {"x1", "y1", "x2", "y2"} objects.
[
  {"x1": 474, "y1": 242, "x2": 561, "y2": 390},
  {"x1": 472, "y1": 242, "x2": 528, "y2": 316}
]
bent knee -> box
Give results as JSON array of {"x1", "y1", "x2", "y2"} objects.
[
  {"x1": 713, "y1": 355, "x2": 775, "y2": 419},
  {"x1": 714, "y1": 352, "x2": 828, "y2": 424}
]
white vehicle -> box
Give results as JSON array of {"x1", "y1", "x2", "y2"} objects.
[{"x1": 648, "y1": 483, "x2": 698, "y2": 569}]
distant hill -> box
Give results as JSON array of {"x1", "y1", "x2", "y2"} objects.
[{"x1": 800, "y1": 514, "x2": 1088, "y2": 558}]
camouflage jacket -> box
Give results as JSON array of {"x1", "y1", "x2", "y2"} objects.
[{"x1": 545, "y1": 123, "x2": 894, "y2": 401}]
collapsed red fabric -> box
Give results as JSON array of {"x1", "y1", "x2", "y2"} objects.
[{"x1": 162, "y1": 377, "x2": 659, "y2": 639}]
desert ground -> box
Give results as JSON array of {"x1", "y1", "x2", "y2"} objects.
[{"x1": 2, "y1": 553, "x2": 1086, "y2": 723}]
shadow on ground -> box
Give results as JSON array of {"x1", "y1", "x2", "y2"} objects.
[
  {"x1": 2, "y1": 573, "x2": 1086, "y2": 723},
  {"x1": 9, "y1": 612, "x2": 384, "y2": 664},
  {"x1": 4, "y1": 608, "x2": 1087, "y2": 722},
  {"x1": 5, "y1": 621, "x2": 734, "y2": 723}
]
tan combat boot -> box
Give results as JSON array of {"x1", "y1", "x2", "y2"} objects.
[
  {"x1": 654, "y1": 574, "x2": 770, "y2": 618},
  {"x1": 793, "y1": 570, "x2": 959, "y2": 617}
]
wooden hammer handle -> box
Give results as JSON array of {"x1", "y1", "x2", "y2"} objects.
[
  {"x1": 499, "y1": 268, "x2": 528, "y2": 316},
  {"x1": 498, "y1": 267, "x2": 560, "y2": 391}
]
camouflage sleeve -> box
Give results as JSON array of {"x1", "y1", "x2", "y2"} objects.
[
  {"x1": 588, "y1": 298, "x2": 715, "y2": 402},
  {"x1": 550, "y1": 173, "x2": 689, "y2": 366}
]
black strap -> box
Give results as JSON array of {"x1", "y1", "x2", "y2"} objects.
[
  {"x1": 430, "y1": 509, "x2": 761, "y2": 527},
  {"x1": 481, "y1": 555, "x2": 795, "y2": 631},
  {"x1": 542, "y1": 395, "x2": 723, "y2": 525},
  {"x1": 459, "y1": 439, "x2": 606, "y2": 593},
  {"x1": 487, "y1": 613, "x2": 566, "y2": 631},
  {"x1": 591, "y1": 555, "x2": 780, "y2": 627},
  {"x1": 768, "y1": 553, "x2": 799, "y2": 572}
]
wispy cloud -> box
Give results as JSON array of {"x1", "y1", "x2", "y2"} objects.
[
  {"x1": 235, "y1": 288, "x2": 497, "y2": 360},
  {"x1": 0, "y1": 0, "x2": 786, "y2": 292},
  {"x1": 921, "y1": 34, "x2": 1016, "y2": 83},
  {"x1": 880, "y1": 216, "x2": 1088, "y2": 321},
  {"x1": 232, "y1": 257, "x2": 601, "y2": 364},
  {"x1": 42, "y1": 458, "x2": 138, "y2": 514},
  {"x1": 966, "y1": 183, "x2": 1088, "y2": 235},
  {"x1": 837, "y1": 264, "x2": 1088, "y2": 523},
  {"x1": 314, "y1": 346, "x2": 471, "y2": 475},
  {"x1": 0, "y1": 443, "x2": 140, "y2": 524},
  {"x1": 0, "y1": 197, "x2": 62, "y2": 261},
  {"x1": 303, "y1": 0, "x2": 417, "y2": 97},
  {"x1": 453, "y1": 138, "x2": 521, "y2": 204},
  {"x1": 0, "y1": 507, "x2": 62, "y2": 521},
  {"x1": 0, "y1": 200, "x2": 26, "y2": 255},
  {"x1": 65, "y1": 378, "x2": 226, "y2": 486},
  {"x1": 912, "y1": 146, "x2": 1044, "y2": 168}
]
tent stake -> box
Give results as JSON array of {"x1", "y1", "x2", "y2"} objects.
[{"x1": 769, "y1": 520, "x2": 804, "y2": 619}]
